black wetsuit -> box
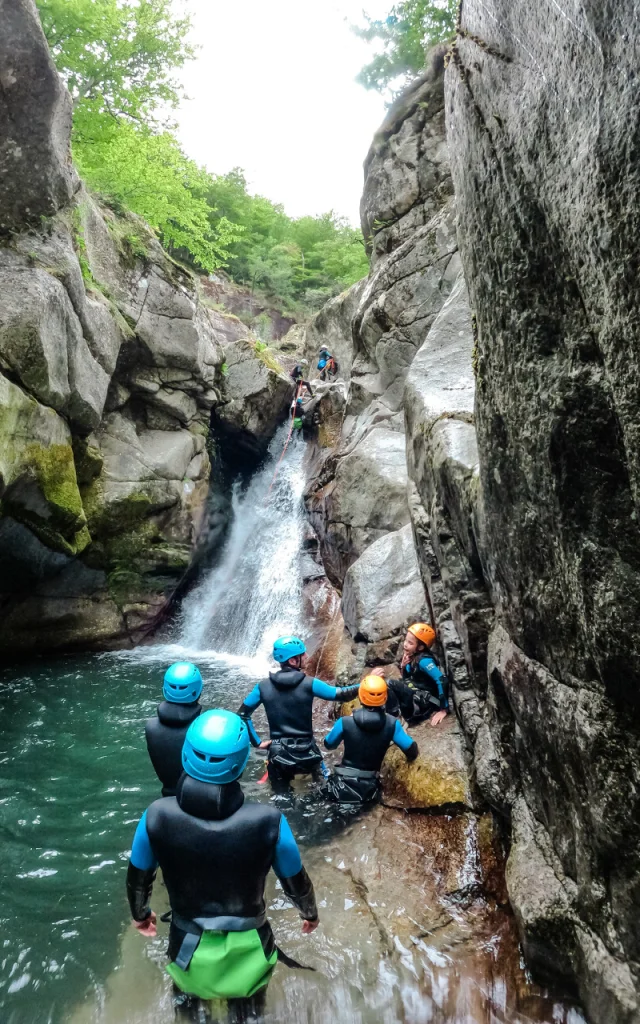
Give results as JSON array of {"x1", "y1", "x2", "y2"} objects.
[
  {"x1": 324, "y1": 708, "x2": 418, "y2": 804},
  {"x1": 238, "y1": 670, "x2": 359, "y2": 790},
  {"x1": 290, "y1": 367, "x2": 314, "y2": 398},
  {"x1": 145, "y1": 701, "x2": 202, "y2": 796},
  {"x1": 387, "y1": 654, "x2": 449, "y2": 723},
  {"x1": 127, "y1": 775, "x2": 317, "y2": 1006}
]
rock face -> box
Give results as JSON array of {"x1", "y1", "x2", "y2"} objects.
[
  {"x1": 305, "y1": 48, "x2": 458, "y2": 600},
  {"x1": 0, "y1": 0, "x2": 76, "y2": 234},
  {"x1": 442, "y1": 5, "x2": 640, "y2": 1019},
  {"x1": 0, "y1": 11, "x2": 291, "y2": 654}
]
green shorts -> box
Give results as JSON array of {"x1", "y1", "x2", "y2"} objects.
[{"x1": 167, "y1": 929, "x2": 277, "y2": 1000}]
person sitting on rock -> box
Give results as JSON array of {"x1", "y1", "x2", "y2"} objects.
[
  {"x1": 290, "y1": 362, "x2": 314, "y2": 398},
  {"x1": 237, "y1": 636, "x2": 360, "y2": 792},
  {"x1": 372, "y1": 623, "x2": 449, "y2": 728},
  {"x1": 145, "y1": 662, "x2": 204, "y2": 797},
  {"x1": 317, "y1": 347, "x2": 338, "y2": 381},
  {"x1": 323, "y1": 676, "x2": 418, "y2": 805},
  {"x1": 127, "y1": 710, "x2": 318, "y2": 1019}
]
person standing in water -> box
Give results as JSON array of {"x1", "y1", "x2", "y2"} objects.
[
  {"x1": 373, "y1": 623, "x2": 449, "y2": 726},
  {"x1": 145, "y1": 662, "x2": 204, "y2": 796},
  {"x1": 324, "y1": 676, "x2": 418, "y2": 805},
  {"x1": 127, "y1": 710, "x2": 318, "y2": 1020},
  {"x1": 237, "y1": 636, "x2": 360, "y2": 791}
]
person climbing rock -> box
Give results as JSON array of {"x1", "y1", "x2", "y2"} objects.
[
  {"x1": 317, "y1": 346, "x2": 338, "y2": 381},
  {"x1": 145, "y1": 663, "x2": 204, "y2": 797},
  {"x1": 237, "y1": 636, "x2": 360, "y2": 792},
  {"x1": 127, "y1": 710, "x2": 318, "y2": 1020},
  {"x1": 290, "y1": 392, "x2": 306, "y2": 430},
  {"x1": 373, "y1": 623, "x2": 449, "y2": 727},
  {"x1": 323, "y1": 676, "x2": 418, "y2": 805},
  {"x1": 290, "y1": 362, "x2": 314, "y2": 398}
]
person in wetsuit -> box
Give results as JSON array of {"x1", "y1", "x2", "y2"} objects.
[
  {"x1": 324, "y1": 676, "x2": 418, "y2": 805},
  {"x1": 317, "y1": 347, "x2": 338, "y2": 381},
  {"x1": 127, "y1": 710, "x2": 318, "y2": 1020},
  {"x1": 374, "y1": 623, "x2": 449, "y2": 727},
  {"x1": 145, "y1": 662, "x2": 204, "y2": 796},
  {"x1": 290, "y1": 363, "x2": 314, "y2": 398},
  {"x1": 237, "y1": 636, "x2": 360, "y2": 792}
]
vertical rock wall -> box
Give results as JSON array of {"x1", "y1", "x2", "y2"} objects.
[{"x1": 443, "y1": 4, "x2": 640, "y2": 1020}]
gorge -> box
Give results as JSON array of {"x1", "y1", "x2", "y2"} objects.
[{"x1": 1, "y1": 2, "x2": 639, "y2": 1023}]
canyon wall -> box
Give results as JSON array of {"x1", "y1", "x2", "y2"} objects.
[{"x1": 306, "y1": 25, "x2": 640, "y2": 1021}]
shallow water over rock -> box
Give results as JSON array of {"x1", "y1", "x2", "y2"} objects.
[{"x1": 0, "y1": 652, "x2": 585, "y2": 1024}]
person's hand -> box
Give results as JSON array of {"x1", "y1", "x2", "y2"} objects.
[
  {"x1": 133, "y1": 911, "x2": 157, "y2": 938},
  {"x1": 302, "y1": 918, "x2": 319, "y2": 934},
  {"x1": 430, "y1": 710, "x2": 447, "y2": 728},
  {"x1": 259, "y1": 740, "x2": 272, "y2": 750},
  {"x1": 369, "y1": 666, "x2": 386, "y2": 678}
]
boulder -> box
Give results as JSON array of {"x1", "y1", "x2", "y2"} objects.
[
  {"x1": 214, "y1": 338, "x2": 294, "y2": 459},
  {"x1": 342, "y1": 523, "x2": 427, "y2": 642},
  {"x1": 0, "y1": 0, "x2": 76, "y2": 234},
  {"x1": 381, "y1": 714, "x2": 474, "y2": 811}
]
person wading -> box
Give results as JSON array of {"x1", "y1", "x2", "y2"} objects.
[
  {"x1": 237, "y1": 636, "x2": 359, "y2": 792},
  {"x1": 145, "y1": 662, "x2": 204, "y2": 797},
  {"x1": 324, "y1": 676, "x2": 418, "y2": 805},
  {"x1": 127, "y1": 710, "x2": 318, "y2": 1020},
  {"x1": 373, "y1": 623, "x2": 449, "y2": 727}
]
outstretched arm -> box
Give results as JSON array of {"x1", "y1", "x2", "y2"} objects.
[
  {"x1": 312, "y1": 679, "x2": 360, "y2": 703},
  {"x1": 273, "y1": 815, "x2": 318, "y2": 932},
  {"x1": 127, "y1": 811, "x2": 158, "y2": 936},
  {"x1": 392, "y1": 720, "x2": 419, "y2": 762},
  {"x1": 323, "y1": 717, "x2": 345, "y2": 750},
  {"x1": 237, "y1": 685, "x2": 263, "y2": 747}
]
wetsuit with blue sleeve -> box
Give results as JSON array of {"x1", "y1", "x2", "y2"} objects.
[
  {"x1": 388, "y1": 652, "x2": 449, "y2": 722},
  {"x1": 237, "y1": 669, "x2": 359, "y2": 787},
  {"x1": 323, "y1": 707, "x2": 418, "y2": 804},
  {"x1": 126, "y1": 774, "x2": 317, "y2": 1000}
]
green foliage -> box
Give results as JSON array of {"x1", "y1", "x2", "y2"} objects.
[
  {"x1": 36, "y1": 0, "x2": 369, "y2": 301},
  {"x1": 207, "y1": 171, "x2": 369, "y2": 313},
  {"x1": 355, "y1": 0, "x2": 457, "y2": 93}
]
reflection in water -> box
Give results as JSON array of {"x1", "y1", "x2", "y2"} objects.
[{"x1": 0, "y1": 433, "x2": 586, "y2": 1023}]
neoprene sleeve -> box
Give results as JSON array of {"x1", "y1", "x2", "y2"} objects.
[
  {"x1": 280, "y1": 866, "x2": 318, "y2": 922},
  {"x1": 126, "y1": 862, "x2": 156, "y2": 921}
]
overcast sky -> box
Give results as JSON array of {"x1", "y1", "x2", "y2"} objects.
[{"x1": 175, "y1": 0, "x2": 389, "y2": 224}]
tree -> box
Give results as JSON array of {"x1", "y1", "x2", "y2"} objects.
[
  {"x1": 355, "y1": 0, "x2": 457, "y2": 94},
  {"x1": 36, "y1": 0, "x2": 193, "y2": 128}
]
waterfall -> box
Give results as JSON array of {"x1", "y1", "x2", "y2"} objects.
[{"x1": 179, "y1": 423, "x2": 307, "y2": 661}]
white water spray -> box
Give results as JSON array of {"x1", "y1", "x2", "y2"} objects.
[{"x1": 179, "y1": 423, "x2": 307, "y2": 661}]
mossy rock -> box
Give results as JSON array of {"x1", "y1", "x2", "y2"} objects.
[
  {"x1": 81, "y1": 480, "x2": 153, "y2": 538},
  {"x1": 381, "y1": 715, "x2": 474, "y2": 810}
]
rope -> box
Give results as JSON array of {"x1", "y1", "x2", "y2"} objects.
[{"x1": 264, "y1": 381, "x2": 302, "y2": 502}]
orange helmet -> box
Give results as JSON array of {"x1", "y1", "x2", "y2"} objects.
[
  {"x1": 408, "y1": 622, "x2": 436, "y2": 648},
  {"x1": 359, "y1": 675, "x2": 388, "y2": 707}
]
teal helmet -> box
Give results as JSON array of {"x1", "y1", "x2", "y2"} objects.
[
  {"x1": 163, "y1": 662, "x2": 203, "y2": 704},
  {"x1": 273, "y1": 636, "x2": 306, "y2": 664},
  {"x1": 182, "y1": 710, "x2": 250, "y2": 784}
]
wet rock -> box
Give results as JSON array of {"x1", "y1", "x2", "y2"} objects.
[
  {"x1": 342, "y1": 524, "x2": 427, "y2": 642},
  {"x1": 445, "y1": 1, "x2": 640, "y2": 1013},
  {"x1": 304, "y1": 280, "x2": 365, "y2": 384},
  {"x1": 0, "y1": 0, "x2": 77, "y2": 234},
  {"x1": 381, "y1": 714, "x2": 474, "y2": 811},
  {"x1": 214, "y1": 337, "x2": 294, "y2": 459}
]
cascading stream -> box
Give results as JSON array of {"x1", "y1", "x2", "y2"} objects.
[
  {"x1": 0, "y1": 423, "x2": 586, "y2": 1024},
  {"x1": 180, "y1": 422, "x2": 307, "y2": 660}
]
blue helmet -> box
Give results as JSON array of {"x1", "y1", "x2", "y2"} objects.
[
  {"x1": 182, "y1": 710, "x2": 250, "y2": 784},
  {"x1": 273, "y1": 635, "x2": 306, "y2": 664},
  {"x1": 163, "y1": 662, "x2": 203, "y2": 704}
]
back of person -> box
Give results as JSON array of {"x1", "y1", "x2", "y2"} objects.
[
  {"x1": 145, "y1": 701, "x2": 202, "y2": 796},
  {"x1": 259, "y1": 670, "x2": 316, "y2": 739},
  {"x1": 146, "y1": 662, "x2": 204, "y2": 796},
  {"x1": 146, "y1": 776, "x2": 281, "y2": 927},
  {"x1": 341, "y1": 709, "x2": 396, "y2": 772}
]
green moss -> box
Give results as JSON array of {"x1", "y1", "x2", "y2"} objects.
[
  {"x1": 72, "y1": 436, "x2": 104, "y2": 486},
  {"x1": 25, "y1": 443, "x2": 86, "y2": 532},
  {"x1": 250, "y1": 338, "x2": 284, "y2": 375},
  {"x1": 82, "y1": 481, "x2": 152, "y2": 538}
]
